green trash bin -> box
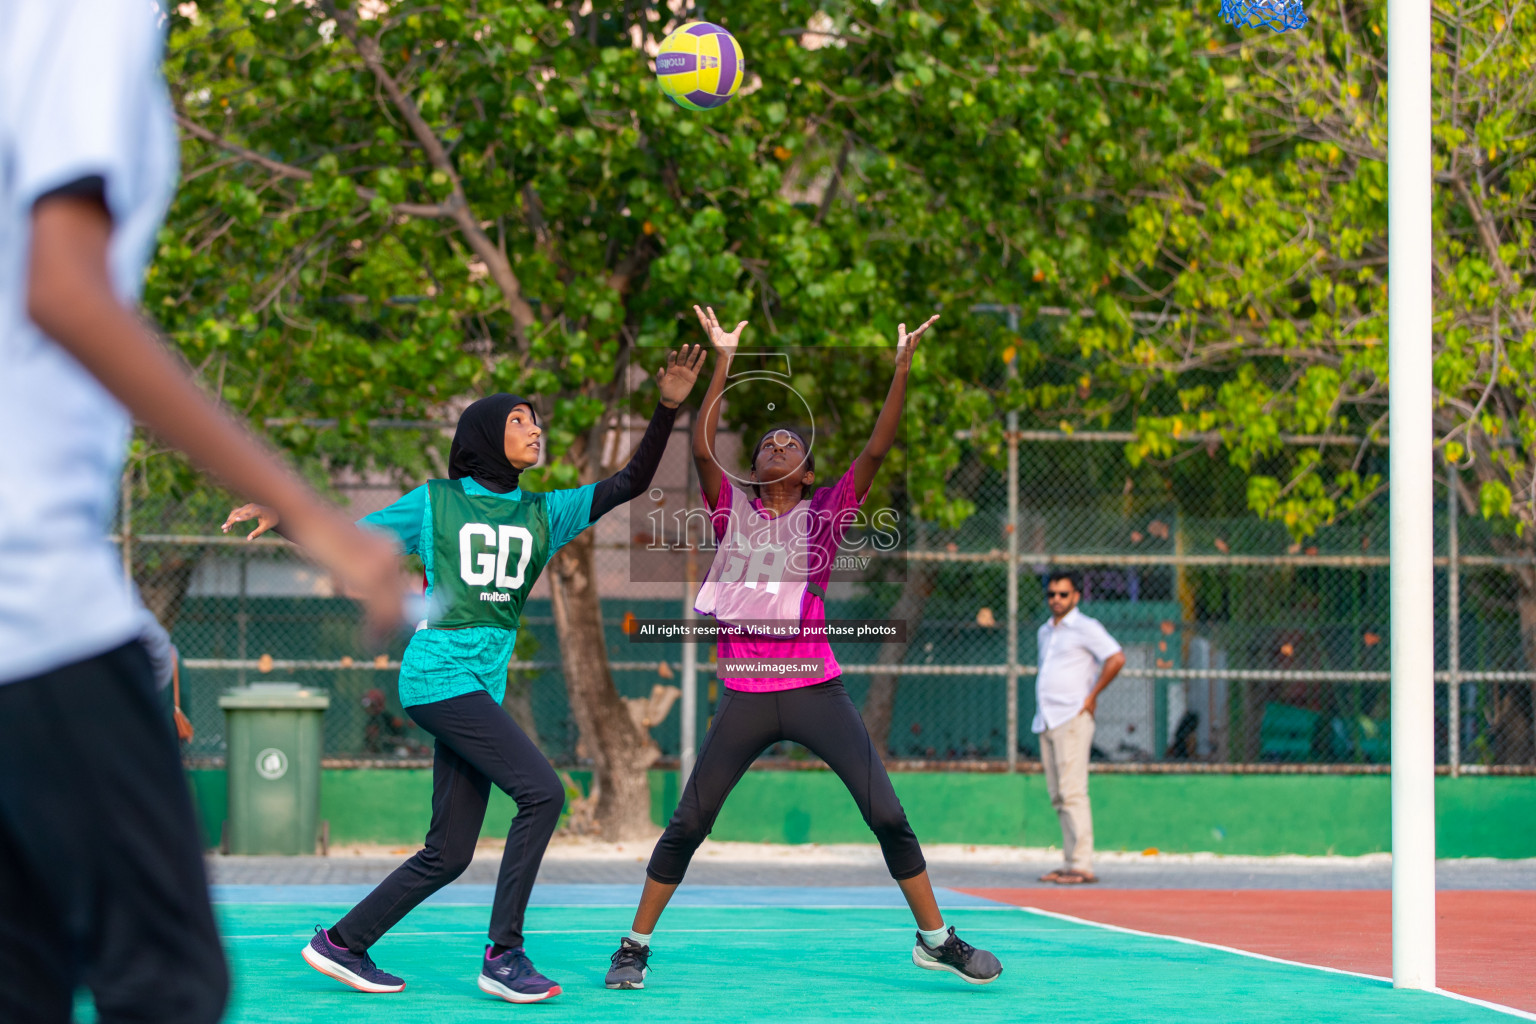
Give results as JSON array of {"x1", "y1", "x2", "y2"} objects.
[{"x1": 219, "y1": 682, "x2": 330, "y2": 855}]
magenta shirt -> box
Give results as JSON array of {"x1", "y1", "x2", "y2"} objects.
[{"x1": 705, "y1": 462, "x2": 866, "y2": 692}]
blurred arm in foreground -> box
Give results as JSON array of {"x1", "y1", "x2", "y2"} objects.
[{"x1": 28, "y1": 193, "x2": 403, "y2": 636}]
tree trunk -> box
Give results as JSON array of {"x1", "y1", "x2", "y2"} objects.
[
  {"x1": 861, "y1": 563, "x2": 933, "y2": 757},
  {"x1": 547, "y1": 529, "x2": 659, "y2": 839},
  {"x1": 502, "y1": 674, "x2": 542, "y2": 752}
]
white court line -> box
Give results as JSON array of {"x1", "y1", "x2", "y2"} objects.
[
  {"x1": 228, "y1": 925, "x2": 953, "y2": 940},
  {"x1": 228, "y1": 913, "x2": 1044, "y2": 941},
  {"x1": 525, "y1": 903, "x2": 1020, "y2": 911},
  {"x1": 220, "y1": 902, "x2": 1019, "y2": 911},
  {"x1": 1019, "y1": 905, "x2": 1536, "y2": 1022}
]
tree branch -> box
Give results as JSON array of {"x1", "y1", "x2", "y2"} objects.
[
  {"x1": 175, "y1": 113, "x2": 447, "y2": 218},
  {"x1": 814, "y1": 134, "x2": 854, "y2": 226},
  {"x1": 1450, "y1": 173, "x2": 1535, "y2": 332},
  {"x1": 322, "y1": 0, "x2": 538, "y2": 342},
  {"x1": 606, "y1": 238, "x2": 655, "y2": 297}
]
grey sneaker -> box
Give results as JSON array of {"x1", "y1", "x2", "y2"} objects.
[
  {"x1": 912, "y1": 927, "x2": 1003, "y2": 984},
  {"x1": 605, "y1": 937, "x2": 651, "y2": 990}
]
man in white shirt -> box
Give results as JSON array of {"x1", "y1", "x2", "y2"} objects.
[
  {"x1": 1032, "y1": 571, "x2": 1125, "y2": 884},
  {"x1": 0, "y1": 4, "x2": 401, "y2": 1021}
]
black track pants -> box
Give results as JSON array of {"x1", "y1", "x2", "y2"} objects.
[
  {"x1": 647, "y1": 679, "x2": 926, "y2": 885},
  {"x1": 332, "y1": 690, "x2": 565, "y2": 951},
  {"x1": 0, "y1": 642, "x2": 229, "y2": 1024}
]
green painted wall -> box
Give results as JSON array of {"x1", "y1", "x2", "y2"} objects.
[
  {"x1": 187, "y1": 768, "x2": 592, "y2": 851},
  {"x1": 188, "y1": 769, "x2": 228, "y2": 849},
  {"x1": 188, "y1": 769, "x2": 1536, "y2": 858},
  {"x1": 647, "y1": 771, "x2": 1033, "y2": 847},
  {"x1": 1432, "y1": 776, "x2": 1536, "y2": 859},
  {"x1": 1088, "y1": 774, "x2": 1389, "y2": 856}
]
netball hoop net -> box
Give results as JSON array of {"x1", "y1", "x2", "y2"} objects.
[{"x1": 1218, "y1": 0, "x2": 1309, "y2": 31}]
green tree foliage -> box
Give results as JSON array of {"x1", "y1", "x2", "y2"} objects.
[
  {"x1": 158, "y1": 0, "x2": 1234, "y2": 501},
  {"x1": 1057, "y1": 0, "x2": 1535, "y2": 761},
  {"x1": 155, "y1": 0, "x2": 1249, "y2": 814},
  {"x1": 1066, "y1": 0, "x2": 1533, "y2": 543}
]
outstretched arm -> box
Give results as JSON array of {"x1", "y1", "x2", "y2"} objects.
[
  {"x1": 852, "y1": 314, "x2": 939, "y2": 500},
  {"x1": 689, "y1": 305, "x2": 749, "y2": 508},
  {"x1": 589, "y1": 346, "x2": 706, "y2": 520}
]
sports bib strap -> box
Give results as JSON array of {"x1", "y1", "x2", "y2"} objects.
[{"x1": 426, "y1": 480, "x2": 552, "y2": 630}]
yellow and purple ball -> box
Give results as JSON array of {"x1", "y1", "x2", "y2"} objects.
[{"x1": 654, "y1": 21, "x2": 744, "y2": 111}]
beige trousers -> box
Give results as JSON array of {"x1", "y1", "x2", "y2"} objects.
[{"x1": 1040, "y1": 710, "x2": 1095, "y2": 872}]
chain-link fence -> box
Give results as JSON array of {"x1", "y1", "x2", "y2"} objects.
[{"x1": 121, "y1": 424, "x2": 1536, "y2": 776}]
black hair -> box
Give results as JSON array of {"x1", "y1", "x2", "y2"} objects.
[
  {"x1": 1046, "y1": 570, "x2": 1082, "y2": 594},
  {"x1": 749, "y1": 423, "x2": 815, "y2": 500}
]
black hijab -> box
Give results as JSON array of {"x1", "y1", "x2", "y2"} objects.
[{"x1": 448, "y1": 393, "x2": 536, "y2": 494}]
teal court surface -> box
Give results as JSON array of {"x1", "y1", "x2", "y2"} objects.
[{"x1": 198, "y1": 884, "x2": 1526, "y2": 1023}]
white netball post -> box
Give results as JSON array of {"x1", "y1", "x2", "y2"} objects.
[
  {"x1": 1387, "y1": 0, "x2": 1436, "y2": 989},
  {"x1": 1219, "y1": 0, "x2": 1436, "y2": 988}
]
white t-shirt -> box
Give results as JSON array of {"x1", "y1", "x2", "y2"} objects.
[
  {"x1": 1033, "y1": 606, "x2": 1123, "y2": 733},
  {"x1": 0, "y1": 0, "x2": 178, "y2": 683}
]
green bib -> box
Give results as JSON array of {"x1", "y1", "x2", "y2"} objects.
[{"x1": 426, "y1": 479, "x2": 551, "y2": 629}]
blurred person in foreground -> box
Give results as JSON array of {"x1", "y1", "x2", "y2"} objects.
[
  {"x1": 0, "y1": 3, "x2": 401, "y2": 1022},
  {"x1": 1033, "y1": 572, "x2": 1125, "y2": 885}
]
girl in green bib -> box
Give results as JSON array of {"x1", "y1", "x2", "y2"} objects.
[{"x1": 222, "y1": 346, "x2": 705, "y2": 1002}]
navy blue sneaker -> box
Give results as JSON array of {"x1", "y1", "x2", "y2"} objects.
[
  {"x1": 479, "y1": 945, "x2": 561, "y2": 1003},
  {"x1": 301, "y1": 926, "x2": 406, "y2": 993}
]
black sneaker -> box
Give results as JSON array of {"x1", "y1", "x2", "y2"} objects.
[
  {"x1": 301, "y1": 926, "x2": 406, "y2": 993},
  {"x1": 604, "y1": 937, "x2": 652, "y2": 990},
  {"x1": 478, "y1": 945, "x2": 561, "y2": 1003},
  {"x1": 912, "y1": 927, "x2": 1003, "y2": 985}
]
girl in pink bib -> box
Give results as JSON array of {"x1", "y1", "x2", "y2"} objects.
[{"x1": 604, "y1": 307, "x2": 1002, "y2": 991}]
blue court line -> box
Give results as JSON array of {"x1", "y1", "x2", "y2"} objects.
[{"x1": 211, "y1": 883, "x2": 1007, "y2": 909}]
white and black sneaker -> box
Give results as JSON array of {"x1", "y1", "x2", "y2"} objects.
[
  {"x1": 301, "y1": 926, "x2": 406, "y2": 993},
  {"x1": 604, "y1": 937, "x2": 652, "y2": 990},
  {"x1": 912, "y1": 927, "x2": 1003, "y2": 984}
]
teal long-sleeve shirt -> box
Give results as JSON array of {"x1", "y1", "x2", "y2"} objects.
[{"x1": 360, "y1": 477, "x2": 596, "y2": 707}]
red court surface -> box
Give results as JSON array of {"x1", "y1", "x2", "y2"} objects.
[{"x1": 958, "y1": 889, "x2": 1536, "y2": 1015}]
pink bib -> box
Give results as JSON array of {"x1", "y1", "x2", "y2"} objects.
[{"x1": 694, "y1": 484, "x2": 820, "y2": 633}]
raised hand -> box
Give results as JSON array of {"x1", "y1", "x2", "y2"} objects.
[
  {"x1": 693, "y1": 304, "x2": 749, "y2": 358},
  {"x1": 895, "y1": 313, "x2": 940, "y2": 374},
  {"x1": 656, "y1": 344, "x2": 708, "y2": 408},
  {"x1": 222, "y1": 502, "x2": 280, "y2": 539}
]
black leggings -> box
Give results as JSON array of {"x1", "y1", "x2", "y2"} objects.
[
  {"x1": 647, "y1": 679, "x2": 926, "y2": 885},
  {"x1": 332, "y1": 690, "x2": 564, "y2": 951}
]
